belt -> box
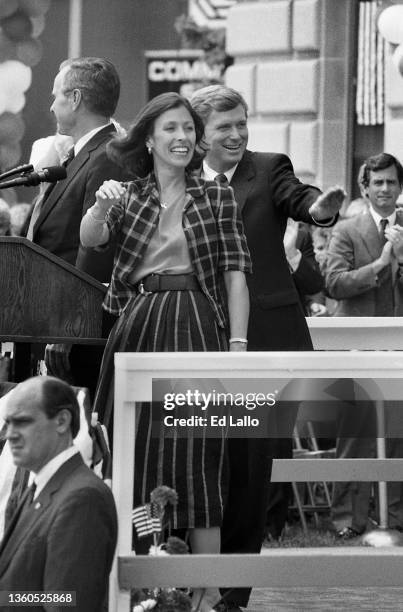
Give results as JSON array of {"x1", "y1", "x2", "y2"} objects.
[{"x1": 137, "y1": 274, "x2": 200, "y2": 295}]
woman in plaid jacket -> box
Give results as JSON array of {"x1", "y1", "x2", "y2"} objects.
[{"x1": 80, "y1": 92, "x2": 251, "y2": 611}]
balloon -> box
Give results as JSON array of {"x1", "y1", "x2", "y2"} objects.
[
  {"x1": 30, "y1": 15, "x2": 45, "y2": 38},
  {"x1": 16, "y1": 37, "x2": 42, "y2": 66},
  {"x1": 393, "y1": 43, "x2": 403, "y2": 76},
  {"x1": 1, "y1": 9, "x2": 33, "y2": 42},
  {"x1": 18, "y1": 0, "x2": 51, "y2": 18},
  {"x1": 0, "y1": 141, "x2": 22, "y2": 169},
  {"x1": 0, "y1": 112, "x2": 25, "y2": 142},
  {"x1": 378, "y1": 5, "x2": 403, "y2": 44},
  {"x1": 0, "y1": 0, "x2": 18, "y2": 20},
  {"x1": 0, "y1": 27, "x2": 17, "y2": 61},
  {"x1": 0, "y1": 61, "x2": 32, "y2": 113}
]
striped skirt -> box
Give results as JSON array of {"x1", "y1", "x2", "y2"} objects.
[{"x1": 93, "y1": 288, "x2": 229, "y2": 529}]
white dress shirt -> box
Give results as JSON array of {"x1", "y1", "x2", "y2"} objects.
[
  {"x1": 74, "y1": 122, "x2": 111, "y2": 156},
  {"x1": 32, "y1": 445, "x2": 79, "y2": 499},
  {"x1": 202, "y1": 160, "x2": 238, "y2": 183}
]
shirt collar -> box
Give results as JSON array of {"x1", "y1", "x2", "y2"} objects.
[
  {"x1": 202, "y1": 160, "x2": 238, "y2": 183},
  {"x1": 74, "y1": 123, "x2": 110, "y2": 156},
  {"x1": 32, "y1": 445, "x2": 79, "y2": 499},
  {"x1": 369, "y1": 205, "x2": 396, "y2": 229}
]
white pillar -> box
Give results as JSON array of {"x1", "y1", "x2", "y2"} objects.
[{"x1": 68, "y1": 0, "x2": 83, "y2": 58}]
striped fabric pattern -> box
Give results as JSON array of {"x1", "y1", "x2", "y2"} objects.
[
  {"x1": 132, "y1": 503, "x2": 162, "y2": 538},
  {"x1": 102, "y1": 172, "x2": 252, "y2": 327},
  {"x1": 356, "y1": 0, "x2": 385, "y2": 126},
  {"x1": 93, "y1": 289, "x2": 228, "y2": 530}
]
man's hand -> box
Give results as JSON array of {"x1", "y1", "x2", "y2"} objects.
[
  {"x1": 385, "y1": 224, "x2": 403, "y2": 263},
  {"x1": 309, "y1": 302, "x2": 328, "y2": 317},
  {"x1": 45, "y1": 343, "x2": 73, "y2": 383},
  {"x1": 309, "y1": 186, "x2": 346, "y2": 221},
  {"x1": 372, "y1": 241, "x2": 393, "y2": 274}
]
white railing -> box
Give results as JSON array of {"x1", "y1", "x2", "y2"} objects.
[{"x1": 109, "y1": 348, "x2": 403, "y2": 611}]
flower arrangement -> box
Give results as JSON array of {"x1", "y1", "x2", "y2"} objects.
[
  {"x1": 131, "y1": 486, "x2": 193, "y2": 612},
  {"x1": 174, "y1": 14, "x2": 233, "y2": 76}
]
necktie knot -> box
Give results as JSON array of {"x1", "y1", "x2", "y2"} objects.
[
  {"x1": 214, "y1": 173, "x2": 228, "y2": 186},
  {"x1": 27, "y1": 482, "x2": 37, "y2": 504},
  {"x1": 62, "y1": 147, "x2": 75, "y2": 167}
]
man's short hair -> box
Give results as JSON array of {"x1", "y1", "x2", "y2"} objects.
[
  {"x1": 40, "y1": 377, "x2": 80, "y2": 438},
  {"x1": 60, "y1": 57, "x2": 120, "y2": 118},
  {"x1": 358, "y1": 152, "x2": 403, "y2": 190},
  {"x1": 190, "y1": 84, "x2": 248, "y2": 124}
]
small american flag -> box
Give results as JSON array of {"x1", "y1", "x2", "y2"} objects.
[{"x1": 132, "y1": 503, "x2": 162, "y2": 538}]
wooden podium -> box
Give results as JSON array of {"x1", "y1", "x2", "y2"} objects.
[{"x1": 0, "y1": 237, "x2": 107, "y2": 379}]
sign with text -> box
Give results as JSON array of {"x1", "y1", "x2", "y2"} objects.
[{"x1": 145, "y1": 50, "x2": 221, "y2": 100}]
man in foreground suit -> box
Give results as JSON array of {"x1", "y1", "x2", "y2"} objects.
[
  {"x1": 191, "y1": 85, "x2": 345, "y2": 611},
  {"x1": 326, "y1": 152, "x2": 403, "y2": 538},
  {"x1": 26, "y1": 57, "x2": 127, "y2": 393},
  {"x1": 0, "y1": 376, "x2": 117, "y2": 612}
]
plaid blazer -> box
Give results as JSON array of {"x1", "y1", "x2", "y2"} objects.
[{"x1": 102, "y1": 172, "x2": 252, "y2": 327}]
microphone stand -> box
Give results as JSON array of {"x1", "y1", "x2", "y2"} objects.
[{"x1": 0, "y1": 164, "x2": 33, "y2": 181}]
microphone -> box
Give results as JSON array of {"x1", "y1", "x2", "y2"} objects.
[
  {"x1": 0, "y1": 163, "x2": 34, "y2": 181},
  {"x1": 0, "y1": 166, "x2": 67, "y2": 189}
]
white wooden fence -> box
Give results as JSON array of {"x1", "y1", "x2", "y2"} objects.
[{"x1": 109, "y1": 340, "x2": 403, "y2": 611}]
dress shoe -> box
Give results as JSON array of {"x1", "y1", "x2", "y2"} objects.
[
  {"x1": 336, "y1": 526, "x2": 362, "y2": 540},
  {"x1": 214, "y1": 602, "x2": 243, "y2": 612}
]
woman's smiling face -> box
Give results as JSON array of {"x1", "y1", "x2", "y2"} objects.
[{"x1": 147, "y1": 105, "x2": 196, "y2": 172}]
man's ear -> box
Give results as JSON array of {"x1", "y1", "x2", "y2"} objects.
[
  {"x1": 55, "y1": 408, "x2": 72, "y2": 434},
  {"x1": 71, "y1": 88, "x2": 82, "y2": 109}
]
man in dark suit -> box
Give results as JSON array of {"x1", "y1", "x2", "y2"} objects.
[
  {"x1": 266, "y1": 220, "x2": 325, "y2": 541},
  {"x1": 25, "y1": 57, "x2": 127, "y2": 394},
  {"x1": 0, "y1": 376, "x2": 117, "y2": 612},
  {"x1": 326, "y1": 152, "x2": 403, "y2": 539},
  {"x1": 191, "y1": 85, "x2": 345, "y2": 611}
]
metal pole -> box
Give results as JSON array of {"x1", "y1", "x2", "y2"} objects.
[
  {"x1": 361, "y1": 399, "x2": 402, "y2": 546},
  {"x1": 375, "y1": 400, "x2": 388, "y2": 529},
  {"x1": 68, "y1": 0, "x2": 83, "y2": 58}
]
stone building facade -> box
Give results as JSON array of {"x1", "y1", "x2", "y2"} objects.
[{"x1": 224, "y1": 0, "x2": 403, "y2": 195}]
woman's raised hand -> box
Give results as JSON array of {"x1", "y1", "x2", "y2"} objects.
[{"x1": 95, "y1": 179, "x2": 126, "y2": 214}]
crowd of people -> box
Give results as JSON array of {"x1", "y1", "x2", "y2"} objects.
[{"x1": 0, "y1": 54, "x2": 402, "y2": 612}]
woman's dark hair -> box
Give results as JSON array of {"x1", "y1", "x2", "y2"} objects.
[{"x1": 107, "y1": 92, "x2": 204, "y2": 176}]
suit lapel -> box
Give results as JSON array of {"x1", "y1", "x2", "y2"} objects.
[
  {"x1": 230, "y1": 150, "x2": 255, "y2": 213},
  {"x1": 33, "y1": 125, "x2": 116, "y2": 236},
  {"x1": 357, "y1": 211, "x2": 382, "y2": 262},
  {"x1": 0, "y1": 454, "x2": 83, "y2": 577}
]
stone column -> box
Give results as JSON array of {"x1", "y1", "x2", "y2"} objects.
[
  {"x1": 384, "y1": 47, "x2": 403, "y2": 162},
  {"x1": 225, "y1": 0, "x2": 356, "y2": 190}
]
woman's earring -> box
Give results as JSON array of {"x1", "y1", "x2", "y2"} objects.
[{"x1": 147, "y1": 143, "x2": 152, "y2": 155}]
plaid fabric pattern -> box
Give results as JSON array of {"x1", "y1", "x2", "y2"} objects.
[{"x1": 103, "y1": 173, "x2": 251, "y2": 327}]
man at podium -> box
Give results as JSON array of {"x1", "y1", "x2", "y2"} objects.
[{"x1": 25, "y1": 57, "x2": 128, "y2": 396}]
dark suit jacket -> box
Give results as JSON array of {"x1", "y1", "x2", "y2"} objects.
[
  {"x1": 326, "y1": 210, "x2": 403, "y2": 316},
  {"x1": 231, "y1": 151, "x2": 322, "y2": 349},
  {"x1": 31, "y1": 124, "x2": 128, "y2": 283},
  {"x1": 0, "y1": 453, "x2": 117, "y2": 612}
]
